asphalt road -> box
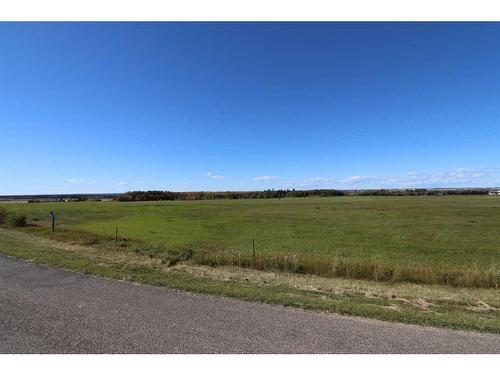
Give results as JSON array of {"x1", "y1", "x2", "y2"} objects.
[{"x1": 0, "y1": 255, "x2": 498, "y2": 353}]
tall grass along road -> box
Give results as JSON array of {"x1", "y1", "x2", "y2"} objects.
[
  {"x1": 0, "y1": 255, "x2": 498, "y2": 353},
  {"x1": 0, "y1": 226, "x2": 498, "y2": 333}
]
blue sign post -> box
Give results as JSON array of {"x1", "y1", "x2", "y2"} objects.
[{"x1": 50, "y1": 211, "x2": 55, "y2": 232}]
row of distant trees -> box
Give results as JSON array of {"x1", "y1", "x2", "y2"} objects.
[
  {"x1": 114, "y1": 188, "x2": 488, "y2": 201},
  {"x1": 353, "y1": 188, "x2": 488, "y2": 196},
  {"x1": 115, "y1": 189, "x2": 345, "y2": 201}
]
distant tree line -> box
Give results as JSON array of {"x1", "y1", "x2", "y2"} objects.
[
  {"x1": 115, "y1": 189, "x2": 345, "y2": 201},
  {"x1": 28, "y1": 197, "x2": 102, "y2": 203},
  {"x1": 114, "y1": 188, "x2": 488, "y2": 202},
  {"x1": 350, "y1": 188, "x2": 488, "y2": 196}
]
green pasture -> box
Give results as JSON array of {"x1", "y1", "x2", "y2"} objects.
[{"x1": 3, "y1": 195, "x2": 499, "y2": 271}]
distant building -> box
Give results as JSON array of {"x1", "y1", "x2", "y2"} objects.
[{"x1": 488, "y1": 190, "x2": 500, "y2": 196}]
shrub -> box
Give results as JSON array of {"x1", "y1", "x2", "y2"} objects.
[
  {"x1": 0, "y1": 207, "x2": 8, "y2": 225},
  {"x1": 0, "y1": 208, "x2": 27, "y2": 227},
  {"x1": 7, "y1": 213, "x2": 27, "y2": 227},
  {"x1": 160, "y1": 248, "x2": 195, "y2": 267}
]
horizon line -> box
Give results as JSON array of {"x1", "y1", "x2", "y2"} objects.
[{"x1": 1, "y1": 186, "x2": 500, "y2": 198}]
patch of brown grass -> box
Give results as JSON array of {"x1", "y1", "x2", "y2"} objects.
[
  {"x1": 15, "y1": 224, "x2": 500, "y2": 289},
  {"x1": 466, "y1": 301, "x2": 499, "y2": 313},
  {"x1": 191, "y1": 251, "x2": 499, "y2": 288}
]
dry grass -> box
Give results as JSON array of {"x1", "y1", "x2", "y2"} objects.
[
  {"x1": 192, "y1": 251, "x2": 499, "y2": 288},
  {"x1": 1, "y1": 227, "x2": 498, "y2": 332},
  {"x1": 174, "y1": 263, "x2": 500, "y2": 310},
  {"x1": 12, "y1": 221, "x2": 500, "y2": 289}
]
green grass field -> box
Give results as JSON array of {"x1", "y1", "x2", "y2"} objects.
[
  {"x1": 1, "y1": 195, "x2": 499, "y2": 332},
  {"x1": 2, "y1": 196, "x2": 499, "y2": 287}
]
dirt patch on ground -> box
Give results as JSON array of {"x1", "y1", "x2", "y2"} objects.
[
  {"x1": 393, "y1": 297, "x2": 435, "y2": 311},
  {"x1": 173, "y1": 263, "x2": 500, "y2": 318},
  {"x1": 466, "y1": 301, "x2": 499, "y2": 313},
  {"x1": 379, "y1": 304, "x2": 402, "y2": 312}
]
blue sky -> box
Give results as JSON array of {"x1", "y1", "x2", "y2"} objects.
[{"x1": 1, "y1": 22, "x2": 499, "y2": 194}]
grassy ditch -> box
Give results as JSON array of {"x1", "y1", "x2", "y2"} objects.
[
  {"x1": 0, "y1": 227, "x2": 498, "y2": 333},
  {"x1": 192, "y1": 251, "x2": 498, "y2": 288},
  {"x1": 10, "y1": 224, "x2": 499, "y2": 289}
]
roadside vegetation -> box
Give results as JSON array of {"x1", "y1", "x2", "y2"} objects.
[
  {"x1": 10, "y1": 223, "x2": 498, "y2": 288},
  {"x1": 0, "y1": 207, "x2": 27, "y2": 227},
  {"x1": 0, "y1": 227, "x2": 498, "y2": 333}
]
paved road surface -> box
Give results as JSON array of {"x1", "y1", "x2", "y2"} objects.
[{"x1": 0, "y1": 255, "x2": 498, "y2": 353}]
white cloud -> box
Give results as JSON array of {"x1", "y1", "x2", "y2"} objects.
[
  {"x1": 205, "y1": 171, "x2": 225, "y2": 180},
  {"x1": 397, "y1": 168, "x2": 495, "y2": 187},
  {"x1": 253, "y1": 176, "x2": 280, "y2": 182},
  {"x1": 300, "y1": 177, "x2": 335, "y2": 186},
  {"x1": 66, "y1": 178, "x2": 95, "y2": 184},
  {"x1": 339, "y1": 175, "x2": 377, "y2": 185},
  {"x1": 294, "y1": 168, "x2": 500, "y2": 189},
  {"x1": 116, "y1": 181, "x2": 128, "y2": 187},
  {"x1": 448, "y1": 168, "x2": 485, "y2": 179}
]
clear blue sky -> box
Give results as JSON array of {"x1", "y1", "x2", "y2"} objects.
[{"x1": 1, "y1": 22, "x2": 499, "y2": 194}]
